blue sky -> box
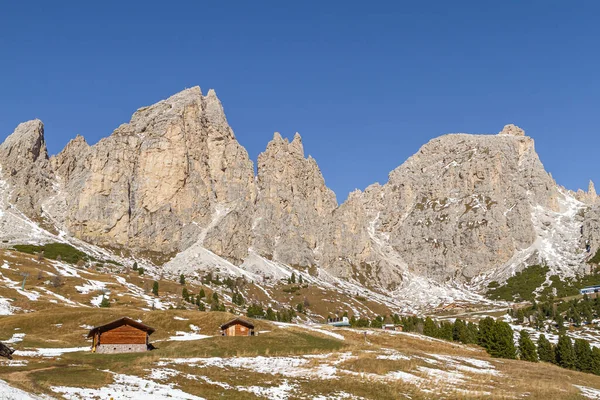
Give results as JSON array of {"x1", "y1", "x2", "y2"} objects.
[{"x1": 1, "y1": 1, "x2": 598, "y2": 202}]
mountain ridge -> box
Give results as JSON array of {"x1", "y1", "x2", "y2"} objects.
[{"x1": 1, "y1": 87, "x2": 599, "y2": 309}]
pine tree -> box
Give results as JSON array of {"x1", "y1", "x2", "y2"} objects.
[
  {"x1": 518, "y1": 330, "x2": 538, "y2": 362},
  {"x1": 574, "y1": 338, "x2": 593, "y2": 372},
  {"x1": 266, "y1": 307, "x2": 277, "y2": 321},
  {"x1": 453, "y1": 319, "x2": 466, "y2": 342},
  {"x1": 465, "y1": 322, "x2": 479, "y2": 344},
  {"x1": 537, "y1": 334, "x2": 556, "y2": 364},
  {"x1": 591, "y1": 347, "x2": 600, "y2": 375},
  {"x1": 478, "y1": 317, "x2": 495, "y2": 351},
  {"x1": 298, "y1": 274, "x2": 303, "y2": 284},
  {"x1": 132, "y1": 261, "x2": 138, "y2": 271},
  {"x1": 556, "y1": 335, "x2": 576, "y2": 369},
  {"x1": 182, "y1": 287, "x2": 189, "y2": 302},
  {"x1": 198, "y1": 302, "x2": 206, "y2": 311},
  {"x1": 179, "y1": 274, "x2": 185, "y2": 285},
  {"x1": 138, "y1": 267, "x2": 144, "y2": 276},
  {"x1": 199, "y1": 288, "x2": 205, "y2": 299},
  {"x1": 99, "y1": 296, "x2": 110, "y2": 308},
  {"x1": 423, "y1": 317, "x2": 438, "y2": 338},
  {"x1": 152, "y1": 281, "x2": 159, "y2": 296},
  {"x1": 489, "y1": 321, "x2": 516, "y2": 359},
  {"x1": 296, "y1": 303, "x2": 304, "y2": 313},
  {"x1": 439, "y1": 321, "x2": 453, "y2": 341},
  {"x1": 212, "y1": 292, "x2": 219, "y2": 304},
  {"x1": 516, "y1": 308, "x2": 525, "y2": 324},
  {"x1": 291, "y1": 272, "x2": 296, "y2": 284}
]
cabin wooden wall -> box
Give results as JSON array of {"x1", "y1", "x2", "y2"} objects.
[
  {"x1": 225, "y1": 323, "x2": 251, "y2": 336},
  {"x1": 99, "y1": 325, "x2": 147, "y2": 344}
]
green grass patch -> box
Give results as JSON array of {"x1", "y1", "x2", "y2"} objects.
[
  {"x1": 487, "y1": 265, "x2": 549, "y2": 302},
  {"x1": 539, "y1": 272, "x2": 600, "y2": 300},
  {"x1": 12, "y1": 243, "x2": 94, "y2": 264}
]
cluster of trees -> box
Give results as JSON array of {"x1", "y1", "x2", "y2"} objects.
[
  {"x1": 511, "y1": 295, "x2": 600, "y2": 332},
  {"x1": 287, "y1": 272, "x2": 304, "y2": 285},
  {"x1": 536, "y1": 333, "x2": 600, "y2": 374},
  {"x1": 246, "y1": 303, "x2": 297, "y2": 322},
  {"x1": 401, "y1": 315, "x2": 600, "y2": 377}
]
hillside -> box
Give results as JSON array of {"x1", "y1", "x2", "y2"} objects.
[{"x1": 2, "y1": 305, "x2": 600, "y2": 399}]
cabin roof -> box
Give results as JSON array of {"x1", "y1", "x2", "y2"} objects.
[
  {"x1": 87, "y1": 317, "x2": 155, "y2": 338},
  {"x1": 220, "y1": 317, "x2": 255, "y2": 330}
]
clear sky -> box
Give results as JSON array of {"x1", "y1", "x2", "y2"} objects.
[{"x1": 1, "y1": 1, "x2": 598, "y2": 202}]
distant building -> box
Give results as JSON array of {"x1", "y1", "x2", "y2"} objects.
[
  {"x1": 383, "y1": 324, "x2": 397, "y2": 331},
  {"x1": 327, "y1": 316, "x2": 350, "y2": 327},
  {"x1": 580, "y1": 285, "x2": 600, "y2": 295},
  {"x1": 220, "y1": 318, "x2": 255, "y2": 336},
  {"x1": 87, "y1": 317, "x2": 155, "y2": 354}
]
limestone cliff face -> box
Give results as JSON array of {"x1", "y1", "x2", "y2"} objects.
[
  {"x1": 322, "y1": 125, "x2": 561, "y2": 283},
  {"x1": 252, "y1": 132, "x2": 337, "y2": 267},
  {"x1": 584, "y1": 205, "x2": 600, "y2": 259},
  {"x1": 0, "y1": 120, "x2": 53, "y2": 219},
  {"x1": 52, "y1": 87, "x2": 256, "y2": 259}
]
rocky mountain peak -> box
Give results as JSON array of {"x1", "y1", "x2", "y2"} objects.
[
  {"x1": 0, "y1": 119, "x2": 52, "y2": 218},
  {"x1": 499, "y1": 124, "x2": 525, "y2": 136},
  {"x1": 0, "y1": 119, "x2": 48, "y2": 162},
  {"x1": 589, "y1": 180, "x2": 597, "y2": 197}
]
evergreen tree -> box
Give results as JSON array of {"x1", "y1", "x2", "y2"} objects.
[
  {"x1": 138, "y1": 267, "x2": 144, "y2": 276},
  {"x1": 152, "y1": 281, "x2": 159, "y2": 296},
  {"x1": 516, "y1": 308, "x2": 525, "y2": 324},
  {"x1": 247, "y1": 303, "x2": 265, "y2": 318},
  {"x1": 518, "y1": 330, "x2": 538, "y2": 362},
  {"x1": 179, "y1": 274, "x2": 185, "y2": 285},
  {"x1": 99, "y1": 296, "x2": 110, "y2": 308},
  {"x1": 212, "y1": 292, "x2": 219, "y2": 304},
  {"x1": 591, "y1": 347, "x2": 600, "y2": 376},
  {"x1": 291, "y1": 272, "x2": 296, "y2": 284},
  {"x1": 478, "y1": 317, "x2": 495, "y2": 351},
  {"x1": 465, "y1": 322, "x2": 479, "y2": 344},
  {"x1": 439, "y1": 321, "x2": 453, "y2": 341},
  {"x1": 198, "y1": 302, "x2": 206, "y2": 311},
  {"x1": 423, "y1": 317, "x2": 438, "y2": 338},
  {"x1": 555, "y1": 313, "x2": 566, "y2": 333},
  {"x1": 574, "y1": 338, "x2": 593, "y2": 372},
  {"x1": 182, "y1": 287, "x2": 189, "y2": 302},
  {"x1": 296, "y1": 303, "x2": 304, "y2": 313},
  {"x1": 537, "y1": 334, "x2": 555, "y2": 364},
  {"x1": 266, "y1": 307, "x2": 277, "y2": 321},
  {"x1": 452, "y1": 319, "x2": 466, "y2": 342},
  {"x1": 489, "y1": 321, "x2": 517, "y2": 359},
  {"x1": 350, "y1": 315, "x2": 357, "y2": 326},
  {"x1": 391, "y1": 314, "x2": 401, "y2": 325},
  {"x1": 371, "y1": 316, "x2": 384, "y2": 329},
  {"x1": 556, "y1": 335, "x2": 576, "y2": 369},
  {"x1": 132, "y1": 261, "x2": 138, "y2": 271},
  {"x1": 298, "y1": 274, "x2": 303, "y2": 284},
  {"x1": 199, "y1": 288, "x2": 205, "y2": 299}
]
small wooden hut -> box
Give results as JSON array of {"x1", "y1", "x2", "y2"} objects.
[
  {"x1": 87, "y1": 317, "x2": 155, "y2": 354},
  {"x1": 220, "y1": 317, "x2": 255, "y2": 337}
]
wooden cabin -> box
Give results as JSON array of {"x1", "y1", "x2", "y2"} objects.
[
  {"x1": 87, "y1": 317, "x2": 155, "y2": 354},
  {"x1": 220, "y1": 318, "x2": 255, "y2": 337}
]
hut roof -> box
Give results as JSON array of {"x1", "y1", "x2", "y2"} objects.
[
  {"x1": 87, "y1": 317, "x2": 155, "y2": 338},
  {"x1": 220, "y1": 317, "x2": 255, "y2": 330}
]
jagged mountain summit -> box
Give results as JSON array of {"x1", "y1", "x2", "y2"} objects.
[{"x1": 1, "y1": 87, "x2": 598, "y2": 308}]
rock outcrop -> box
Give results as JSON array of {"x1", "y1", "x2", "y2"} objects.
[
  {"x1": 0, "y1": 120, "x2": 53, "y2": 219},
  {"x1": 252, "y1": 132, "x2": 337, "y2": 267},
  {"x1": 320, "y1": 130, "x2": 566, "y2": 284},
  {"x1": 50, "y1": 87, "x2": 256, "y2": 260}
]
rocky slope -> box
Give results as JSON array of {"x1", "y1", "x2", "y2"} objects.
[{"x1": 0, "y1": 87, "x2": 597, "y2": 306}]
